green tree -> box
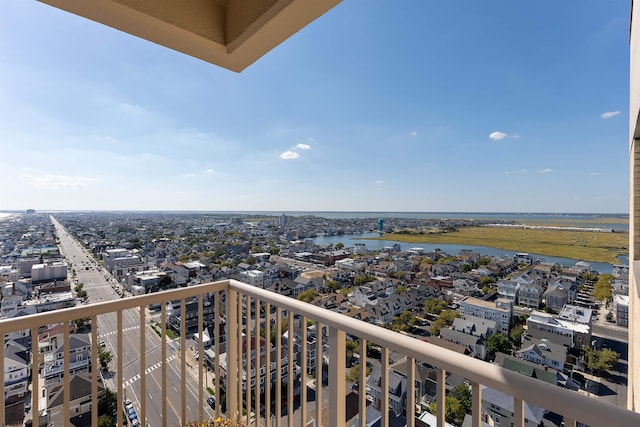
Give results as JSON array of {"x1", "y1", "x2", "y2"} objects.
[
  {"x1": 97, "y1": 388, "x2": 117, "y2": 426},
  {"x1": 297, "y1": 289, "x2": 319, "y2": 303},
  {"x1": 393, "y1": 271, "x2": 406, "y2": 280},
  {"x1": 479, "y1": 276, "x2": 495, "y2": 286},
  {"x1": 460, "y1": 263, "x2": 472, "y2": 273},
  {"x1": 390, "y1": 311, "x2": 419, "y2": 332},
  {"x1": 429, "y1": 396, "x2": 462, "y2": 426},
  {"x1": 423, "y1": 298, "x2": 448, "y2": 316},
  {"x1": 429, "y1": 310, "x2": 460, "y2": 336},
  {"x1": 326, "y1": 279, "x2": 340, "y2": 292},
  {"x1": 510, "y1": 324, "x2": 525, "y2": 345},
  {"x1": 99, "y1": 349, "x2": 113, "y2": 370},
  {"x1": 450, "y1": 383, "x2": 472, "y2": 417},
  {"x1": 159, "y1": 274, "x2": 173, "y2": 287},
  {"x1": 395, "y1": 285, "x2": 407, "y2": 294},
  {"x1": 485, "y1": 333, "x2": 512, "y2": 360},
  {"x1": 335, "y1": 242, "x2": 345, "y2": 250},
  {"x1": 346, "y1": 363, "x2": 371, "y2": 382},
  {"x1": 583, "y1": 346, "x2": 619, "y2": 373},
  {"x1": 592, "y1": 274, "x2": 613, "y2": 301},
  {"x1": 353, "y1": 274, "x2": 376, "y2": 286}
]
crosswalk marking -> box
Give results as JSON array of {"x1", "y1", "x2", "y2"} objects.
[
  {"x1": 101, "y1": 326, "x2": 139, "y2": 337},
  {"x1": 123, "y1": 354, "x2": 178, "y2": 387}
]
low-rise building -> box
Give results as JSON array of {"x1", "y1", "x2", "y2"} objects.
[{"x1": 459, "y1": 297, "x2": 512, "y2": 335}]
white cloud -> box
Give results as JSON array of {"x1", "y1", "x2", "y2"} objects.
[
  {"x1": 20, "y1": 174, "x2": 100, "y2": 189},
  {"x1": 205, "y1": 169, "x2": 215, "y2": 174},
  {"x1": 520, "y1": 169, "x2": 529, "y2": 173},
  {"x1": 184, "y1": 173, "x2": 196, "y2": 177},
  {"x1": 296, "y1": 143, "x2": 311, "y2": 150},
  {"x1": 280, "y1": 151, "x2": 300, "y2": 160},
  {"x1": 537, "y1": 168, "x2": 553, "y2": 173},
  {"x1": 376, "y1": 180, "x2": 383, "y2": 184},
  {"x1": 590, "y1": 172, "x2": 601, "y2": 176},
  {"x1": 489, "y1": 131, "x2": 507, "y2": 140},
  {"x1": 410, "y1": 131, "x2": 417, "y2": 137},
  {"x1": 600, "y1": 111, "x2": 620, "y2": 119}
]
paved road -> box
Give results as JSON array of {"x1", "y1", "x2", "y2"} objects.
[{"x1": 51, "y1": 216, "x2": 215, "y2": 427}]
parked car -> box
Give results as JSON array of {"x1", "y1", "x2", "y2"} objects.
[{"x1": 207, "y1": 397, "x2": 215, "y2": 409}]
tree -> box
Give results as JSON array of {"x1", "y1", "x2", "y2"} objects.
[
  {"x1": 510, "y1": 324, "x2": 525, "y2": 345},
  {"x1": 592, "y1": 274, "x2": 613, "y2": 301},
  {"x1": 99, "y1": 349, "x2": 113, "y2": 370},
  {"x1": 485, "y1": 333, "x2": 512, "y2": 360},
  {"x1": 390, "y1": 311, "x2": 419, "y2": 332},
  {"x1": 297, "y1": 289, "x2": 319, "y2": 303},
  {"x1": 97, "y1": 388, "x2": 117, "y2": 426},
  {"x1": 583, "y1": 346, "x2": 619, "y2": 373},
  {"x1": 460, "y1": 263, "x2": 472, "y2": 273},
  {"x1": 450, "y1": 383, "x2": 472, "y2": 416},
  {"x1": 479, "y1": 276, "x2": 495, "y2": 286},
  {"x1": 346, "y1": 364, "x2": 371, "y2": 382},
  {"x1": 429, "y1": 310, "x2": 460, "y2": 336},
  {"x1": 429, "y1": 396, "x2": 463, "y2": 426},
  {"x1": 395, "y1": 285, "x2": 407, "y2": 294},
  {"x1": 326, "y1": 279, "x2": 340, "y2": 292},
  {"x1": 335, "y1": 242, "x2": 345, "y2": 250},
  {"x1": 423, "y1": 298, "x2": 448, "y2": 316}
]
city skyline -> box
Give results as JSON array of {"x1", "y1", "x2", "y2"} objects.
[{"x1": 0, "y1": 1, "x2": 630, "y2": 213}]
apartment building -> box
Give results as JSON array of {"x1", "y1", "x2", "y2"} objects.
[{"x1": 459, "y1": 297, "x2": 513, "y2": 335}]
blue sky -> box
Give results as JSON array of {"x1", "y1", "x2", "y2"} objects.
[{"x1": 0, "y1": 1, "x2": 630, "y2": 213}]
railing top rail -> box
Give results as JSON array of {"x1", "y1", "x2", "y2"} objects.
[
  {"x1": 0, "y1": 280, "x2": 228, "y2": 335},
  {"x1": 1, "y1": 278, "x2": 637, "y2": 427},
  {"x1": 228, "y1": 279, "x2": 640, "y2": 427}
]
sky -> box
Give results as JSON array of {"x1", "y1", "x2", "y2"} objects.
[{"x1": 0, "y1": 1, "x2": 631, "y2": 213}]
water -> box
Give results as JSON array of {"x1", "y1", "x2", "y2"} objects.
[{"x1": 313, "y1": 233, "x2": 622, "y2": 274}]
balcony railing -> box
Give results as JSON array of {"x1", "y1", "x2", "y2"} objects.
[{"x1": 1, "y1": 279, "x2": 640, "y2": 427}]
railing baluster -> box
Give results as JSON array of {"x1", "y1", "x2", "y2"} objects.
[
  {"x1": 382, "y1": 346, "x2": 389, "y2": 427},
  {"x1": 407, "y1": 356, "x2": 415, "y2": 427},
  {"x1": 237, "y1": 292, "x2": 244, "y2": 421},
  {"x1": 564, "y1": 417, "x2": 577, "y2": 427},
  {"x1": 214, "y1": 290, "x2": 221, "y2": 419},
  {"x1": 161, "y1": 302, "x2": 167, "y2": 427},
  {"x1": 227, "y1": 288, "x2": 239, "y2": 418},
  {"x1": 198, "y1": 294, "x2": 204, "y2": 424},
  {"x1": 140, "y1": 303, "x2": 147, "y2": 426},
  {"x1": 265, "y1": 302, "x2": 272, "y2": 426},
  {"x1": 436, "y1": 367, "x2": 445, "y2": 427},
  {"x1": 246, "y1": 295, "x2": 252, "y2": 426},
  {"x1": 91, "y1": 314, "x2": 98, "y2": 427},
  {"x1": 180, "y1": 298, "x2": 187, "y2": 424},
  {"x1": 315, "y1": 321, "x2": 322, "y2": 427},
  {"x1": 276, "y1": 306, "x2": 282, "y2": 427},
  {"x1": 288, "y1": 311, "x2": 294, "y2": 427},
  {"x1": 329, "y1": 326, "x2": 346, "y2": 427},
  {"x1": 117, "y1": 310, "x2": 123, "y2": 427},
  {"x1": 255, "y1": 298, "x2": 262, "y2": 427},
  {"x1": 31, "y1": 326, "x2": 39, "y2": 427},
  {"x1": 514, "y1": 397, "x2": 524, "y2": 427},
  {"x1": 63, "y1": 320, "x2": 70, "y2": 424},
  {"x1": 301, "y1": 315, "x2": 308, "y2": 427},
  {"x1": 471, "y1": 382, "x2": 481, "y2": 427},
  {"x1": 359, "y1": 338, "x2": 367, "y2": 427}
]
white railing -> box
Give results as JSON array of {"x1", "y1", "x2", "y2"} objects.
[{"x1": 1, "y1": 279, "x2": 639, "y2": 427}]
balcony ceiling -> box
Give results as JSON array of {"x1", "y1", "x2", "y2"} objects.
[{"x1": 38, "y1": 0, "x2": 342, "y2": 72}]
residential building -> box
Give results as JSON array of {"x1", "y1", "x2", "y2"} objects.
[
  {"x1": 525, "y1": 310, "x2": 591, "y2": 349},
  {"x1": 481, "y1": 385, "x2": 545, "y2": 427},
  {"x1": 459, "y1": 297, "x2": 512, "y2": 335},
  {"x1": 31, "y1": 262, "x2": 67, "y2": 283},
  {"x1": 516, "y1": 335, "x2": 567, "y2": 372},
  {"x1": 615, "y1": 294, "x2": 629, "y2": 327},
  {"x1": 43, "y1": 333, "x2": 91, "y2": 386}
]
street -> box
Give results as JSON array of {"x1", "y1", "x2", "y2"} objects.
[{"x1": 51, "y1": 216, "x2": 215, "y2": 426}]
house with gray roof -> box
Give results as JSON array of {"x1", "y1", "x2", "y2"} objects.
[
  {"x1": 481, "y1": 385, "x2": 545, "y2": 427},
  {"x1": 516, "y1": 335, "x2": 567, "y2": 371},
  {"x1": 43, "y1": 333, "x2": 91, "y2": 386}
]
